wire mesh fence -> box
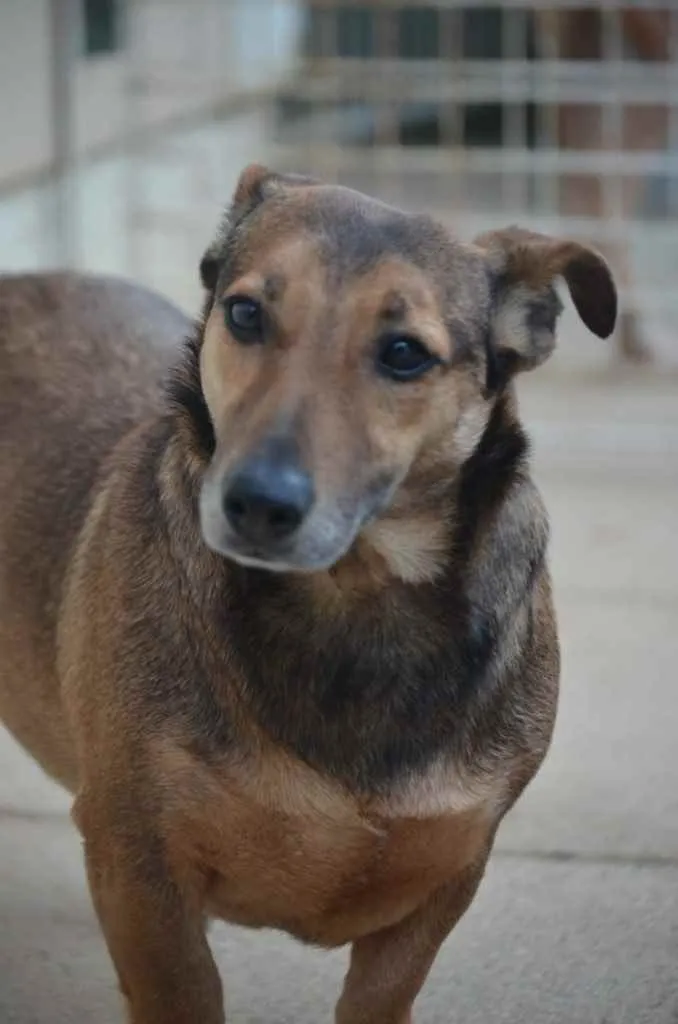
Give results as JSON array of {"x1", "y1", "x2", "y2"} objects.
[
  {"x1": 114, "y1": 1, "x2": 678, "y2": 364},
  {"x1": 4, "y1": 1, "x2": 678, "y2": 364}
]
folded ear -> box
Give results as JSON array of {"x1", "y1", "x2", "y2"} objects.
[
  {"x1": 474, "y1": 226, "x2": 617, "y2": 387},
  {"x1": 199, "y1": 164, "x2": 319, "y2": 292}
]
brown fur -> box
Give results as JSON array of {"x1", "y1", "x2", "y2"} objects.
[{"x1": 0, "y1": 166, "x2": 616, "y2": 1023}]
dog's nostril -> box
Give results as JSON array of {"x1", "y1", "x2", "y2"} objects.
[
  {"x1": 223, "y1": 461, "x2": 314, "y2": 546},
  {"x1": 225, "y1": 496, "x2": 247, "y2": 523},
  {"x1": 268, "y1": 505, "x2": 301, "y2": 532}
]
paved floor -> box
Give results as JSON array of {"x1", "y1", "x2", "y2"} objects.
[{"x1": 1, "y1": 370, "x2": 677, "y2": 1024}]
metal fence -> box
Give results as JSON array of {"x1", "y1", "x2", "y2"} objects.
[{"x1": 39, "y1": 2, "x2": 678, "y2": 363}]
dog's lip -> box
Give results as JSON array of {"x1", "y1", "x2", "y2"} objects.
[
  {"x1": 205, "y1": 534, "x2": 340, "y2": 575},
  {"x1": 225, "y1": 547, "x2": 335, "y2": 575},
  {"x1": 215, "y1": 491, "x2": 399, "y2": 572},
  {"x1": 225, "y1": 543, "x2": 298, "y2": 573}
]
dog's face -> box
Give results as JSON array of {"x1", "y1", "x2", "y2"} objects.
[{"x1": 198, "y1": 165, "x2": 616, "y2": 574}]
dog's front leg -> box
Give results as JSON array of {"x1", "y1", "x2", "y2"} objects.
[
  {"x1": 335, "y1": 862, "x2": 486, "y2": 1024},
  {"x1": 73, "y1": 791, "x2": 223, "y2": 1024}
]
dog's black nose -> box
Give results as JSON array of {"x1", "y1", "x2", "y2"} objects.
[{"x1": 223, "y1": 456, "x2": 314, "y2": 546}]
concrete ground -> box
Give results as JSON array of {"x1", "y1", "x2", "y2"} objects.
[{"x1": 1, "y1": 369, "x2": 677, "y2": 1024}]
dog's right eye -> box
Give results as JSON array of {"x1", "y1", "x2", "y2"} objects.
[
  {"x1": 376, "y1": 333, "x2": 439, "y2": 382},
  {"x1": 224, "y1": 296, "x2": 264, "y2": 343}
]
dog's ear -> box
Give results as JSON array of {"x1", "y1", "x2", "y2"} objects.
[
  {"x1": 199, "y1": 164, "x2": 272, "y2": 291},
  {"x1": 199, "y1": 164, "x2": 319, "y2": 292},
  {"x1": 474, "y1": 226, "x2": 617, "y2": 387}
]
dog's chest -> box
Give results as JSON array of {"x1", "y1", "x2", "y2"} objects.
[{"x1": 157, "y1": 742, "x2": 500, "y2": 947}]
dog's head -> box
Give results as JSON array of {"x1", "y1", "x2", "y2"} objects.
[{"x1": 195, "y1": 165, "x2": 616, "y2": 576}]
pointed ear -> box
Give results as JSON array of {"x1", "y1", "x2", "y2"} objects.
[
  {"x1": 474, "y1": 227, "x2": 617, "y2": 385},
  {"x1": 199, "y1": 164, "x2": 320, "y2": 292},
  {"x1": 199, "y1": 164, "x2": 273, "y2": 291}
]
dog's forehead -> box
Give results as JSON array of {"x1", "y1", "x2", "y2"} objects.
[{"x1": 230, "y1": 184, "x2": 467, "y2": 284}]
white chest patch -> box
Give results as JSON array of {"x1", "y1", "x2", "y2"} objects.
[{"x1": 375, "y1": 758, "x2": 506, "y2": 820}]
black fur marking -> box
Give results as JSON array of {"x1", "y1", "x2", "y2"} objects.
[
  {"x1": 565, "y1": 254, "x2": 617, "y2": 339},
  {"x1": 200, "y1": 253, "x2": 220, "y2": 292},
  {"x1": 482, "y1": 325, "x2": 521, "y2": 395},
  {"x1": 483, "y1": 269, "x2": 507, "y2": 394},
  {"x1": 455, "y1": 397, "x2": 529, "y2": 553},
  {"x1": 526, "y1": 287, "x2": 562, "y2": 337},
  {"x1": 484, "y1": 272, "x2": 562, "y2": 388},
  {"x1": 165, "y1": 324, "x2": 215, "y2": 457},
  {"x1": 295, "y1": 198, "x2": 443, "y2": 285}
]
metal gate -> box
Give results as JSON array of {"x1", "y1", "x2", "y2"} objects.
[{"x1": 23, "y1": 2, "x2": 678, "y2": 364}]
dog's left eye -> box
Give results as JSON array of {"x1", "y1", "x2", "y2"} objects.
[
  {"x1": 224, "y1": 295, "x2": 263, "y2": 342},
  {"x1": 377, "y1": 334, "x2": 438, "y2": 382}
]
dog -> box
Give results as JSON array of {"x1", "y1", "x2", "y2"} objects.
[{"x1": 0, "y1": 165, "x2": 616, "y2": 1023}]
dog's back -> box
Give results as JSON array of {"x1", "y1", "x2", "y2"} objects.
[{"x1": 0, "y1": 272, "x2": 189, "y2": 784}]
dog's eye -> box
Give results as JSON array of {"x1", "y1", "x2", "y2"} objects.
[
  {"x1": 224, "y1": 296, "x2": 263, "y2": 342},
  {"x1": 377, "y1": 334, "x2": 438, "y2": 382}
]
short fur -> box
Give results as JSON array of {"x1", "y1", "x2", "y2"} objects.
[{"x1": 0, "y1": 167, "x2": 616, "y2": 1024}]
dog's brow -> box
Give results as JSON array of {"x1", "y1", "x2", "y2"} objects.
[
  {"x1": 379, "y1": 292, "x2": 408, "y2": 321},
  {"x1": 263, "y1": 275, "x2": 286, "y2": 303}
]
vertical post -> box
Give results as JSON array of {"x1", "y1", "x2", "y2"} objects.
[
  {"x1": 314, "y1": 0, "x2": 340, "y2": 183},
  {"x1": 668, "y1": 5, "x2": 678, "y2": 218},
  {"x1": 501, "y1": 5, "x2": 528, "y2": 216},
  {"x1": 438, "y1": 3, "x2": 464, "y2": 217},
  {"x1": 601, "y1": 2, "x2": 626, "y2": 365},
  {"x1": 373, "y1": 2, "x2": 398, "y2": 200},
  {"x1": 49, "y1": 0, "x2": 81, "y2": 267},
  {"x1": 120, "y1": 0, "x2": 140, "y2": 281},
  {"x1": 535, "y1": 6, "x2": 559, "y2": 229}
]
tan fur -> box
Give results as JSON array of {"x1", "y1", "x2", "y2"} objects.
[
  {"x1": 493, "y1": 285, "x2": 547, "y2": 363},
  {"x1": 361, "y1": 513, "x2": 450, "y2": 585},
  {"x1": 153, "y1": 737, "x2": 493, "y2": 949}
]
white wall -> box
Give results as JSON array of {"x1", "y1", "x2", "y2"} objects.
[
  {"x1": 0, "y1": 0, "x2": 53, "y2": 184},
  {"x1": 0, "y1": 0, "x2": 303, "y2": 187}
]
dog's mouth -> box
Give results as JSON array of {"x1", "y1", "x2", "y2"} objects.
[
  {"x1": 199, "y1": 512, "x2": 358, "y2": 574},
  {"x1": 211, "y1": 544, "x2": 337, "y2": 575},
  {"x1": 199, "y1": 475, "x2": 396, "y2": 574}
]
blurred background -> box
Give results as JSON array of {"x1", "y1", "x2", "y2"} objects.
[
  {"x1": 1, "y1": 4, "x2": 678, "y2": 1022},
  {"x1": 2, "y1": 0, "x2": 678, "y2": 367}
]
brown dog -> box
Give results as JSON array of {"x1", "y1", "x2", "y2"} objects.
[{"x1": 0, "y1": 165, "x2": 616, "y2": 1024}]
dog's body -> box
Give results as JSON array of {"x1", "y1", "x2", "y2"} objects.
[
  {"x1": 0, "y1": 273, "x2": 186, "y2": 787},
  {"x1": 0, "y1": 168, "x2": 615, "y2": 1023}
]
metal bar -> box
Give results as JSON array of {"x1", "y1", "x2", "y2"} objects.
[
  {"x1": 139, "y1": 60, "x2": 678, "y2": 101},
  {"x1": 268, "y1": 143, "x2": 678, "y2": 178},
  {"x1": 500, "y1": 6, "x2": 528, "y2": 212},
  {"x1": 92, "y1": 0, "x2": 678, "y2": 360},
  {"x1": 49, "y1": 0, "x2": 81, "y2": 267},
  {"x1": 120, "y1": 0, "x2": 144, "y2": 281},
  {"x1": 300, "y1": 0, "x2": 677, "y2": 10}
]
